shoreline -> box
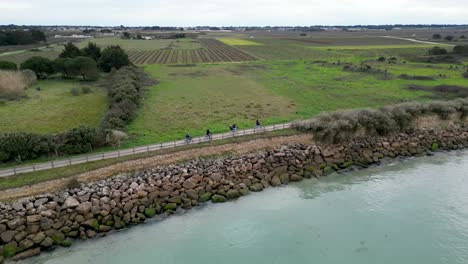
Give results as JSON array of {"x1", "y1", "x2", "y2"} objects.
[{"x1": 1, "y1": 125, "x2": 468, "y2": 261}]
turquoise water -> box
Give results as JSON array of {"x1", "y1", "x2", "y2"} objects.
[{"x1": 25, "y1": 151, "x2": 468, "y2": 264}]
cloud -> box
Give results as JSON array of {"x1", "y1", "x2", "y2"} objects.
[{"x1": 0, "y1": 0, "x2": 467, "y2": 26}]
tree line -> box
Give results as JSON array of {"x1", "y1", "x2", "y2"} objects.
[
  {"x1": 15, "y1": 42, "x2": 130, "y2": 80},
  {"x1": 0, "y1": 29, "x2": 46, "y2": 46}
]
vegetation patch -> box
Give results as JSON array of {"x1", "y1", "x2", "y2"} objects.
[
  {"x1": 218, "y1": 38, "x2": 263, "y2": 46},
  {"x1": 407, "y1": 85, "x2": 468, "y2": 98}
]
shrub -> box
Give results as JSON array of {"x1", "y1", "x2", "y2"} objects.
[
  {"x1": 452, "y1": 45, "x2": 468, "y2": 54},
  {"x1": 81, "y1": 86, "x2": 92, "y2": 93},
  {"x1": 0, "y1": 132, "x2": 53, "y2": 162},
  {"x1": 70, "y1": 87, "x2": 80, "y2": 96},
  {"x1": 432, "y1": 34, "x2": 442, "y2": 39},
  {"x1": 0, "y1": 61, "x2": 17, "y2": 70},
  {"x1": 444, "y1": 35, "x2": 455, "y2": 41},
  {"x1": 293, "y1": 99, "x2": 468, "y2": 143},
  {"x1": 21, "y1": 69, "x2": 37, "y2": 86},
  {"x1": 66, "y1": 177, "x2": 81, "y2": 189},
  {"x1": 427, "y1": 46, "x2": 448, "y2": 55},
  {"x1": 463, "y1": 71, "x2": 468, "y2": 79},
  {"x1": 20, "y1": 56, "x2": 55, "y2": 78},
  {"x1": 98, "y1": 45, "x2": 130, "y2": 72},
  {"x1": 377, "y1": 56, "x2": 386, "y2": 62},
  {"x1": 58, "y1": 126, "x2": 97, "y2": 154}
]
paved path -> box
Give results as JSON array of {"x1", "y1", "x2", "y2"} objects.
[{"x1": 0, "y1": 123, "x2": 293, "y2": 178}]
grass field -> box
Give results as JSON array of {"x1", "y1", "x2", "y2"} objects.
[
  {"x1": 0, "y1": 45, "x2": 63, "y2": 64},
  {"x1": 0, "y1": 80, "x2": 107, "y2": 134},
  {"x1": 218, "y1": 38, "x2": 263, "y2": 45}
]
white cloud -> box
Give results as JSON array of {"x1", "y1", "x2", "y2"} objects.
[{"x1": 0, "y1": 0, "x2": 467, "y2": 26}]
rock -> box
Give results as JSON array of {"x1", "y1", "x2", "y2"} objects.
[
  {"x1": 45, "y1": 230, "x2": 65, "y2": 244},
  {"x1": 226, "y1": 189, "x2": 240, "y2": 200},
  {"x1": 130, "y1": 182, "x2": 138, "y2": 189},
  {"x1": 27, "y1": 215, "x2": 42, "y2": 223},
  {"x1": 76, "y1": 202, "x2": 92, "y2": 215},
  {"x1": 249, "y1": 183, "x2": 263, "y2": 192},
  {"x1": 0, "y1": 224, "x2": 6, "y2": 233},
  {"x1": 210, "y1": 173, "x2": 223, "y2": 181},
  {"x1": 63, "y1": 196, "x2": 80, "y2": 209},
  {"x1": 182, "y1": 180, "x2": 197, "y2": 189},
  {"x1": 40, "y1": 237, "x2": 54, "y2": 247},
  {"x1": 3, "y1": 242, "x2": 17, "y2": 258},
  {"x1": 290, "y1": 174, "x2": 303, "y2": 182},
  {"x1": 198, "y1": 192, "x2": 212, "y2": 203},
  {"x1": 185, "y1": 189, "x2": 199, "y2": 200},
  {"x1": 163, "y1": 203, "x2": 177, "y2": 211},
  {"x1": 34, "y1": 198, "x2": 48, "y2": 207},
  {"x1": 239, "y1": 188, "x2": 250, "y2": 196},
  {"x1": 7, "y1": 218, "x2": 25, "y2": 229},
  {"x1": 271, "y1": 175, "x2": 282, "y2": 186},
  {"x1": 144, "y1": 208, "x2": 156, "y2": 218},
  {"x1": 60, "y1": 238, "x2": 73, "y2": 247},
  {"x1": 1, "y1": 230, "x2": 18, "y2": 243},
  {"x1": 86, "y1": 230, "x2": 96, "y2": 238},
  {"x1": 12, "y1": 203, "x2": 24, "y2": 211},
  {"x1": 12, "y1": 247, "x2": 40, "y2": 261},
  {"x1": 279, "y1": 173, "x2": 289, "y2": 184},
  {"x1": 82, "y1": 219, "x2": 99, "y2": 230},
  {"x1": 211, "y1": 194, "x2": 227, "y2": 203},
  {"x1": 98, "y1": 225, "x2": 112, "y2": 232},
  {"x1": 32, "y1": 232, "x2": 46, "y2": 244},
  {"x1": 19, "y1": 239, "x2": 34, "y2": 250}
]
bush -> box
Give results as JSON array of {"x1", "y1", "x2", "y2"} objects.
[
  {"x1": 463, "y1": 71, "x2": 468, "y2": 79},
  {"x1": 427, "y1": 46, "x2": 448, "y2": 55},
  {"x1": 293, "y1": 99, "x2": 468, "y2": 143},
  {"x1": 70, "y1": 87, "x2": 80, "y2": 96},
  {"x1": 452, "y1": 45, "x2": 468, "y2": 55},
  {"x1": 0, "y1": 132, "x2": 53, "y2": 162},
  {"x1": 0, "y1": 61, "x2": 17, "y2": 70},
  {"x1": 58, "y1": 126, "x2": 97, "y2": 154},
  {"x1": 81, "y1": 42, "x2": 102, "y2": 61},
  {"x1": 377, "y1": 56, "x2": 386, "y2": 62},
  {"x1": 98, "y1": 45, "x2": 130, "y2": 72},
  {"x1": 81, "y1": 86, "x2": 92, "y2": 93},
  {"x1": 444, "y1": 35, "x2": 455, "y2": 41},
  {"x1": 20, "y1": 56, "x2": 55, "y2": 78}
]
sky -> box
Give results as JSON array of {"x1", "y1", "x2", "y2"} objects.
[{"x1": 0, "y1": 0, "x2": 467, "y2": 26}]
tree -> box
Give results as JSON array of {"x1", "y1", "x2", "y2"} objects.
[
  {"x1": 453, "y1": 45, "x2": 468, "y2": 54},
  {"x1": 122, "y1": 32, "x2": 131, "y2": 39},
  {"x1": 71, "y1": 56, "x2": 99, "y2": 81},
  {"x1": 0, "y1": 61, "x2": 17, "y2": 70},
  {"x1": 98, "y1": 45, "x2": 130, "y2": 72},
  {"x1": 81, "y1": 42, "x2": 101, "y2": 61},
  {"x1": 461, "y1": 35, "x2": 466, "y2": 39},
  {"x1": 30, "y1": 29, "x2": 46, "y2": 42},
  {"x1": 20, "y1": 56, "x2": 54, "y2": 78},
  {"x1": 444, "y1": 35, "x2": 455, "y2": 41},
  {"x1": 432, "y1": 34, "x2": 442, "y2": 39},
  {"x1": 59, "y1": 42, "x2": 82, "y2": 58},
  {"x1": 427, "y1": 46, "x2": 448, "y2": 55}
]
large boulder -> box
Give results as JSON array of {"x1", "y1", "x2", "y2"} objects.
[
  {"x1": 211, "y1": 194, "x2": 227, "y2": 203},
  {"x1": 63, "y1": 197, "x2": 80, "y2": 209}
]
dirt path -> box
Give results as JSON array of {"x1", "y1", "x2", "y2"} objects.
[
  {"x1": 380, "y1": 36, "x2": 456, "y2": 46},
  {"x1": 0, "y1": 134, "x2": 312, "y2": 201}
]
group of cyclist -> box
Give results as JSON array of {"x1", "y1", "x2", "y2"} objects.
[{"x1": 185, "y1": 119, "x2": 262, "y2": 144}]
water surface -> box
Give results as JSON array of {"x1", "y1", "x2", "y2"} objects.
[{"x1": 24, "y1": 150, "x2": 468, "y2": 264}]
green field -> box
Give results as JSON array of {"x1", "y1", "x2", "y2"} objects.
[
  {"x1": 0, "y1": 80, "x2": 107, "y2": 134},
  {"x1": 2, "y1": 32, "x2": 468, "y2": 152}
]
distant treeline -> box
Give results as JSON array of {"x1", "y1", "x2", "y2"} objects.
[{"x1": 0, "y1": 29, "x2": 46, "y2": 46}]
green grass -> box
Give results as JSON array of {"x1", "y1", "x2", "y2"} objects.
[
  {"x1": 311, "y1": 44, "x2": 436, "y2": 50},
  {"x1": 124, "y1": 57, "x2": 468, "y2": 146},
  {"x1": 125, "y1": 63, "x2": 294, "y2": 146},
  {"x1": 218, "y1": 38, "x2": 263, "y2": 46},
  {"x1": 0, "y1": 45, "x2": 62, "y2": 64},
  {"x1": 0, "y1": 79, "x2": 108, "y2": 134}
]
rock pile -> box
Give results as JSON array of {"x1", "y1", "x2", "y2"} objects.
[{"x1": 1, "y1": 126, "x2": 468, "y2": 261}]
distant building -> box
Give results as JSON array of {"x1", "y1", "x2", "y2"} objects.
[{"x1": 54, "y1": 34, "x2": 92, "y2": 39}]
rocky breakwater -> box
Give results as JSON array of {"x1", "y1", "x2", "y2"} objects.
[{"x1": 1, "y1": 126, "x2": 468, "y2": 262}]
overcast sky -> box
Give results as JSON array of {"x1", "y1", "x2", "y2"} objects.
[{"x1": 1, "y1": 0, "x2": 467, "y2": 26}]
